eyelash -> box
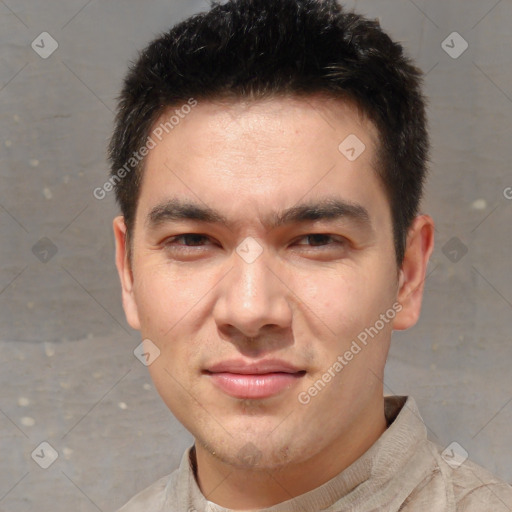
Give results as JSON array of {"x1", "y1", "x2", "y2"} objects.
[{"x1": 163, "y1": 233, "x2": 347, "y2": 250}]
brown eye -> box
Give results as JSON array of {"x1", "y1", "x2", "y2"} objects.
[
  {"x1": 161, "y1": 233, "x2": 219, "y2": 262},
  {"x1": 165, "y1": 234, "x2": 211, "y2": 246},
  {"x1": 294, "y1": 234, "x2": 346, "y2": 247}
]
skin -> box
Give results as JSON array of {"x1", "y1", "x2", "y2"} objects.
[{"x1": 114, "y1": 95, "x2": 434, "y2": 509}]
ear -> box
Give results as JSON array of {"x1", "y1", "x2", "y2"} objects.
[
  {"x1": 113, "y1": 216, "x2": 141, "y2": 331},
  {"x1": 393, "y1": 214, "x2": 435, "y2": 330}
]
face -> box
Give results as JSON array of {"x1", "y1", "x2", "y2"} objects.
[{"x1": 114, "y1": 96, "x2": 431, "y2": 473}]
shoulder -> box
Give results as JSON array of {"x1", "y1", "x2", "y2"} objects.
[
  {"x1": 450, "y1": 459, "x2": 512, "y2": 511},
  {"x1": 432, "y1": 442, "x2": 512, "y2": 511},
  {"x1": 115, "y1": 473, "x2": 175, "y2": 512}
]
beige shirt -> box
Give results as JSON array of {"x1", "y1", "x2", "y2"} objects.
[{"x1": 117, "y1": 396, "x2": 512, "y2": 511}]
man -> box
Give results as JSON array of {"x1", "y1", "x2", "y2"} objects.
[{"x1": 109, "y1": 0, "x2": 512, "y2": 510}]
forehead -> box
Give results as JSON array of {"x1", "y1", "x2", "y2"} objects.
[
  {"x1": 136, "y1": 95, "x2": 388, "y2": 233},
  {"x1": 146, "y1": 94, "x2": 380, "y2": 166},
  {"x1": 154, "y1": 94, "x2": 378, "y2": 156}
]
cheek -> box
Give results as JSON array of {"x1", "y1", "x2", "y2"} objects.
[
  {"x1": 296, "y1": 267, "x2": 389, "y2": 342},
  {"x1": 134, "y1": 265, "x2": 207, "y2": 418},
  {"x1": 133, "y1": 262, "x2": 203, "y2": 336},
  {"x1": 131, "y1": 261, "x2": 219, "y2": 379}
]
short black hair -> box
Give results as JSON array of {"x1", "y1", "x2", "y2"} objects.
[{"x1": 108, "y1": 0, "x2": 429, "y2": 265}]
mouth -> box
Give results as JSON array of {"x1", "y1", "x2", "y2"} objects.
[{"x1": 203, "y1": 359, "x2": 307, "y2": 399}]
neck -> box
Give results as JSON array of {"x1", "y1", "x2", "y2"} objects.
[{"x1": 194, "y1": 395, "x2": 387, "y2": 509}]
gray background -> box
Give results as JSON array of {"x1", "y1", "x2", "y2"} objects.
[{"x1": 1, "y1": 0, "x2": 511, "y2": 510}]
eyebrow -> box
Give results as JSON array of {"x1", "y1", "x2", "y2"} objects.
[{"x1": 146, "y1": 197, "x2": 373, "y2": 232}]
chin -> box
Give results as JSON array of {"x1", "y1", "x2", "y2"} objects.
[{"x1": 197, "y1": 427, "x2": 316, "y2": 471}]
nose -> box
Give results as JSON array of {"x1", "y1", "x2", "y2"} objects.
[{"x1": 212, "y1": 243, "x2": 293, "y2": 341}]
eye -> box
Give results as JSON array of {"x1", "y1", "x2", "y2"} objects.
[
  {"x1": 293, "y1": 234, "x2": 346, "y2": 247},
  {"x1": 163, "y1": 233, "x2": 214, "y2": 248}
]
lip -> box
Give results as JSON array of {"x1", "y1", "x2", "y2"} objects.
[
  {"x1": 204, "y1": 359, "x2": 306, "y2": 399},
  {"x1": 206, "y1": 359, "x2": 303, "y2": 375}
]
